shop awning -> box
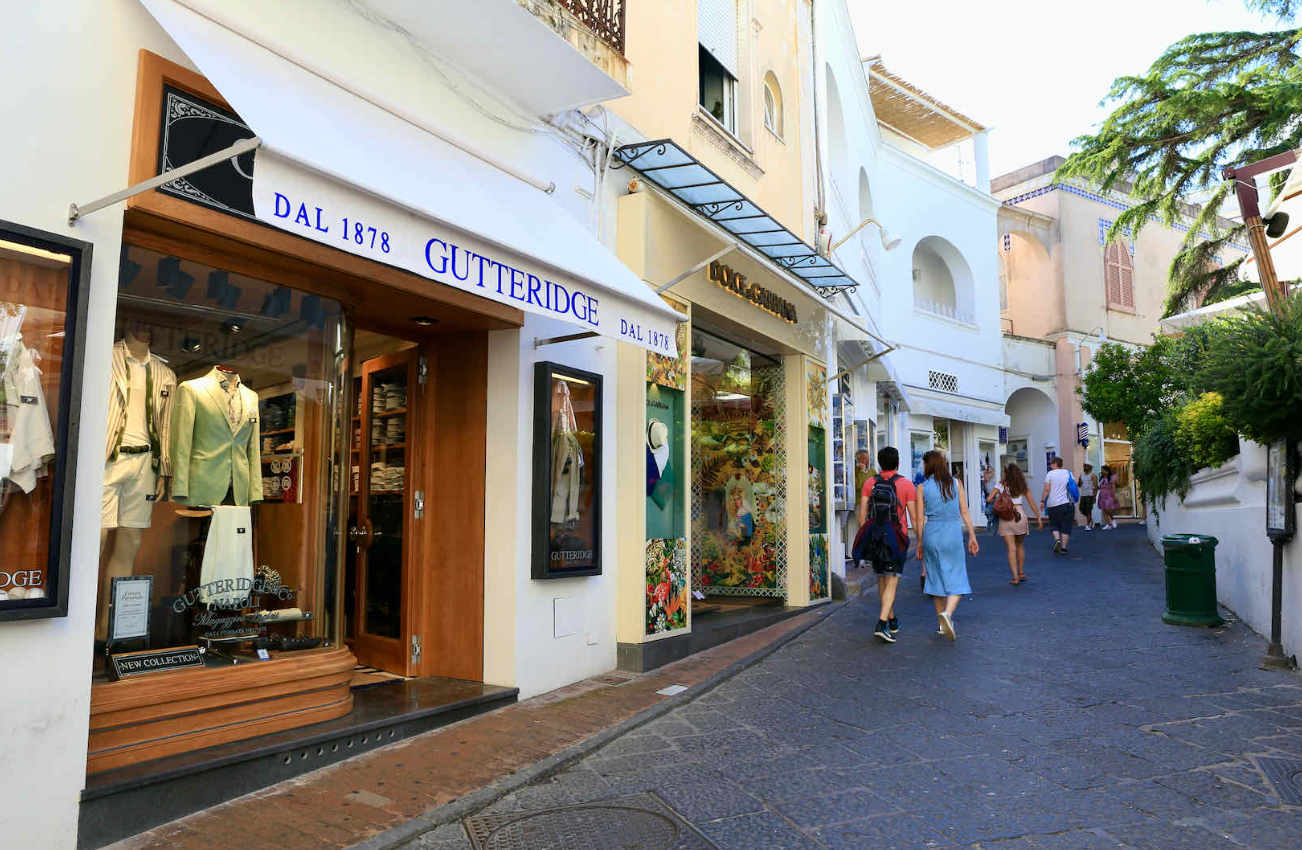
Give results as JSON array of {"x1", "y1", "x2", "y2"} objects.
[
  {"x1": 612, "y1": 140, "x2": 857, "y2": 294},
  {"x1": 909, "y1": 394, "x2": 1009, "y2": 428},
  {"x1": 135, "y1": 0, "x2": 681, "y2": 356}
]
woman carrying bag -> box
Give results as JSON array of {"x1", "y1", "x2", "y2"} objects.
[{"x1": 988, "y1": 464, "x2": 1043, "y2": 584}]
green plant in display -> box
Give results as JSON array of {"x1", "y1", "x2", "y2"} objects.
[{"x1": 1173, "y1": 393, "x2": 1240, "y2": 471}]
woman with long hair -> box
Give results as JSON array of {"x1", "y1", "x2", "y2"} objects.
[
  {"x1": 1097, "y1": 465, "x2": 1120, "y2": 530},
  {"x1": 987, "y1": 463, "x2": 1043, "y2": 584},
  {"x1": 915, "y1": 450, "x2": 979, "y2": 641}
]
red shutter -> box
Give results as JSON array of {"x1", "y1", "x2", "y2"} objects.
[{"x1": 1105, "y1": 242, "x2": 1123, "y2": 306}]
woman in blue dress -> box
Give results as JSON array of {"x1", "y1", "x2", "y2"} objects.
[{"x1": 915, "y1": 450, "x2": 979, "y2": 640}]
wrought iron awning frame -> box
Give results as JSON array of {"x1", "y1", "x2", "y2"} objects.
[{"x1": 612, "y1": 139, "x2": 857, "y2": 298}]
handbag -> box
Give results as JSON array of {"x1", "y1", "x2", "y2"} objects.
[
  {"x1": 1066, "y1": 472, "x2": 1080, "y2": 502},
  {"x1": 992, "y1": 484, "x2": 1022, "y2": 523}
]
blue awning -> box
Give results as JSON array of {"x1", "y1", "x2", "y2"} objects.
[{"x1": 613, "y1": 139, "x2": 856, "y2": 293}]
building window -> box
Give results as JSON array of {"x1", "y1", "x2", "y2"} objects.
[
  {"x1": 763, "y1": 72, "x2": 783, "y2": 137},
  {"x1": 699, "y1": 46, "x2": 737, "y2": 134},
  {"x1": 1104, "y1": 240, "x2": 1134, "y2": 311},
  {"x1": 928, "y1": 370, "x2": 960, "y2": 394}
]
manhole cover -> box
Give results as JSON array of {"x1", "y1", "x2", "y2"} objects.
[
  {"x1": 1254, "y1": 756, "x2": 1302, "y2": 805},
  {"x1": 464, "y1": 792, "x2": 717, "y2": 850}
]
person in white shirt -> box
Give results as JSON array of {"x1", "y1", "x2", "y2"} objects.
[{"x1": 1041, "y1": 457, "x2": 1075, "y2": 555}]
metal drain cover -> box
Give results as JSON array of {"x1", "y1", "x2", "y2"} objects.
[
  {"x1": 1255, "y1": 757, "x2": 1302, "y2": 805},
  {"x1": 463, "y1": 793, "x2": 716, "y2": 850}
]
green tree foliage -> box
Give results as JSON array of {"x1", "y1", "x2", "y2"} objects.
[
  {"x1": 1173, "y1": 392, "x2": 1240, "y2": 470},
  {"x1": 1078, "y1": 337, "x2": 1202, "y2": 435},
  {"x1": 1133, "y1": 413, "x2": 1197, "y2": 510},
  {"x1": 1199, "y1": 293, "x2": 1302, "y2": 443},
  {"x1": 1057, "y1": 2, "x2": 1302, "y2": 316}
]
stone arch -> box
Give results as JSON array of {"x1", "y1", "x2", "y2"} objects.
[
  {"x1": 911, "y1": 235, "x2": 974, "y2": 322},
  {"x1": 1004, "y1": 386, "x2": 1058, "y2": 480}
]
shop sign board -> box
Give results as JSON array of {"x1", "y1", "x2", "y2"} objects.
[
  {"x1": 532, "y1": 363, "x2": 604, "y2": 579},
  {"x1": 1266, "y1": 440, "x2": 1296, "y2": 542},
  {"x1": 708, "y1": 261, "x2": 798, "y2": 323}
]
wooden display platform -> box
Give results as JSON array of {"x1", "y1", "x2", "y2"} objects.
[{"x1": 87, "y1": 646, "x2": 356, "y2": 774}]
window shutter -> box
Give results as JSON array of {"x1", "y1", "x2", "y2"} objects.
[
  {"x1": 1118, "y1": 246, "x2": 1134, "y2": 308},
  {"x1": 1105, "y1": 243, "x2": 1123, "y2": 306},
  {"x1": 699, "y1": 0, "x2": 739, "y2": 78}
]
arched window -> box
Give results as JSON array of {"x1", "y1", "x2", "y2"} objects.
[
  {"x1": 763, "y1": 72, "x2": 783, "y2": 137},
  {"x1": 1104, "y1": 241, "x2": 1134, "y2": 310}
]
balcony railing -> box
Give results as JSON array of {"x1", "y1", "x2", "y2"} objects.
[
  {"x1": 914, "y1": 296, "x2": 975, "y2": 326},
  {"x1": 556, "y1": 0, "x2": 625, "y2": 54}
]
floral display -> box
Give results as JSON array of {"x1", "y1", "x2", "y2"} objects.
[
  {"x1": 645, "y1": 537, "x2": 687, "y2": 635},
  {"x1": 809, "y1": 534, "x2": 829, "y2": 600},
  {"x1": 647, "y1": 310, "x2": 688, "y2": 391},
  {"x1": 807, "y1": 360, "x2": 828, "y2": 429}
]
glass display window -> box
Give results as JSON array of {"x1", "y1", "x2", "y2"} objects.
[
  {"x1": 0, "y1": 222, "x2": 92, "y2": 620},
  {"x1": 690, "y1": 327, "x2": 786, "y2": 597},
  {"x1": 532, "y1": 363, "x2": 603, "y2": 579},
  {"x1": 93, "y1": 244, "x2": 348, "y2": 674}
]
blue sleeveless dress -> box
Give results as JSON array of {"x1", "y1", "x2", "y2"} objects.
[{"x1": 922, "y1": 476, "x2": 971, "y2": 596}]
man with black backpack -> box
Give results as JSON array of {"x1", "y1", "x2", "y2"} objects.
[{"x1": 853, "y1": 447, "x2": 919, "y2": 643}]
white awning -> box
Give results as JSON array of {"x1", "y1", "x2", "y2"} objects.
[
  {"x1": 909, "y1": 395, "x2": 1009, "y2": 428},
  {"x1": 139, "y1": 0, "x2": 680, "y2": 356}
]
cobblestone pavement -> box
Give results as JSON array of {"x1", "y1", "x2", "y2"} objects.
[{"x1": 412, "y1": 526, "x2": 1302, "y2": 850}]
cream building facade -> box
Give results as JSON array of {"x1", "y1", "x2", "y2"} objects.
[{"x1": 994, "y1": 156, "x2": 1249, "y2": 516}]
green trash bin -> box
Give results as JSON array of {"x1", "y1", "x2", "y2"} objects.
[{"x1": 1160, "y1": 534, "x2": 1224, "y2": 627}]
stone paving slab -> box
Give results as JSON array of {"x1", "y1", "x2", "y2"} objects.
[{"x1": 408, "y1": 527, "x2": 1302, "y2": 850}]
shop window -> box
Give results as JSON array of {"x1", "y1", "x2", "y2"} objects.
[
  {"x1": 699, "y1": 46, "x2": 737, "y2": 134},
  {"x1": 691, "y1": 328, "x2": 785, "y2": 597},
  {"x1": 0, "y1": 222, "x2": 92, "y2": 621},
  {"x1": 909, "y1": 432, "x2": 932, "y2": 483},
  {"x1": 93, "y1": 245, "x2": 347, "y2": 675},
  {"x1": 532, "y1": 363, "x2": 603, "y2": 579},
  {"x1": 1103, "y1": 421, "x2": 1129, "y2": 442}
]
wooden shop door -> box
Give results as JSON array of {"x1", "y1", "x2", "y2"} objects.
[{"x1": 346, "y1": 346, "x2": 425, "y2": 675}]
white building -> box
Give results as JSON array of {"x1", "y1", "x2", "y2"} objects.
[{"x1": 815, "y1": 1, "x2": 1005, "y2": 573}]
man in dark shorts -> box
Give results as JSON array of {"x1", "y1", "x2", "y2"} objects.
[{"x1": 856, "y1": 447, "x2": 919, "y2": 643}]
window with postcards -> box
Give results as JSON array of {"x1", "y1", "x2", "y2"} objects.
[
  {"x1": 0, "y1": 222, "x2": 91, "y2": 621},
  {"x1": 92, "y1": 243, "x2": 349, "y2": 678}
]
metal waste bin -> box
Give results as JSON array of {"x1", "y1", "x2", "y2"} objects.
[{"x1": 1160, "y1": 534, "x2": 1224, "y2": 627}]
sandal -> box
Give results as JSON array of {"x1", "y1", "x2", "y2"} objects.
[
  {"x1": 1009, "y1": 579, "x2": 1020, "y2": 585},
  {"x1": 1018, "y1": 573, "x2": 1027, "y2": 581}
]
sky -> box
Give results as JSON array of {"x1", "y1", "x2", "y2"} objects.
[{"x1": 847, "y1": 0, "x2": 1289, "y2": 179}]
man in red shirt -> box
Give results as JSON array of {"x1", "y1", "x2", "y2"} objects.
[{"x1": 856, "y1": 446, "x2": 919, "y2": 642}]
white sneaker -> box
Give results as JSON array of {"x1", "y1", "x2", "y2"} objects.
[{"x1": 938, "y1": 611, "x2": 956, "y2": 641}]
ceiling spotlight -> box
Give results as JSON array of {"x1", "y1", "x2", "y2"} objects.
[
  {"x1": 180, "y1": 337, "x2": 202, "y2": 353},
  {"x1": 410, "y1": 316, "x2": 438, "y2": 326},
  {"x1": 221, "y1": 319, "x2": 243, "y2": 335}
]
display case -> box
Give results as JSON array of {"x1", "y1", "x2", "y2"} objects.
[
  {"x1": 0, "y1": 221, "x2": 92, "y2": 621},
  {"x1": 831, "y1": 394, "x2": 853, "y2": 511},
  {"x1": 532, "y1": 362, "x2": 602, "y2": 579}
]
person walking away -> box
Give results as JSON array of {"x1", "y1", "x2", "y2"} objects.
[
  {"x1": 854, "y1": 446, "x2": 917, "y2": 643},
  {"x1": 1078, "y1": 463, "x2": 1098, "y2": 530},
  {"x1": 988, "y1": 463, "x2": 1043, "y2": 584},
  {"x1": 1042, "y1": 457, "x2": 1075, "y2": 554},
  {"x1": 1097, "y1": 465, "x2": 1119, "y2": 529},
  {"x1": 915, "y1": 450, "x2": 978, "y2": 641}
]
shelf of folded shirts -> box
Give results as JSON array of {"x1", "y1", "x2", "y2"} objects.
[
  {"x1": 371, "y1": 408, "x2": 407, "y2": 418},
  {"x1": 261, "y1": 451, "x2": 303, "y2": 460},
  {"x1": 261, "y1": 426, "x2": 297, "y2": 437},
  {"x1": 370, "y1": 442, "x2": 406, "y2": 450}
]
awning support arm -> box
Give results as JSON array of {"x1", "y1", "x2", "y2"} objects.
[
  {"x1": 826, "y1": 346, "x2": 896, "y2": 385},
  {"x1": 68, "y1": 136, "x2": 262, "y2": 225},
  {"x1": 655, "y1": 243, "x2": 736, "y2": 293},
  {"x1": 533, "y1": 331, "x2": 600, "y2": 349}
]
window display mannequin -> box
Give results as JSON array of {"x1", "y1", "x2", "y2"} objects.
[
  {"x1": 550, "y1": 380, "x2": 583, "y2": 524},
  {"x1": 170, "y1": 365, "x2": 262, "y2": 507},
  {"x1": 96, "y1": 326, "x2": 177, "y2": 643}
]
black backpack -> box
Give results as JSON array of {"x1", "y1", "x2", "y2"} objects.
[{"x1": 853, "y1": 474, "x2": 907, "y2": 566}]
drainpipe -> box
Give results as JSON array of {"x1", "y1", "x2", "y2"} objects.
[{"x1": 810, "y1": 0, "x2": 827, "y2": 237}]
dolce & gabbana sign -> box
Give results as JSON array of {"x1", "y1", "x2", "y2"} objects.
[{"x1": 708, "y1": 261, "x2": 797, "y2": 323}]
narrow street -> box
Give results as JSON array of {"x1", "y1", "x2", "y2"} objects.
[{"x1": 414, "y1": 527, "x2": 1302, "y2": 850}]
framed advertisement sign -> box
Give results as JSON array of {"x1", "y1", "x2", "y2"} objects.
[
  {"x1": 108, "y1": 575, "x2": 153, "y2": 646},
  {"x1": 532, "y1": 362, "x2": 603, "y2": 579},
  {"x1": 1266, "y1": 440, "x2": 1295, "y2": 542},
  {"x1": 0, "y1": 221, "x2": 92, "y2": 622}
]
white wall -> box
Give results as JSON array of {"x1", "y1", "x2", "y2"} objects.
[
  {"x1": 1004, "y1": 386, "x2": 1058, "y2": 487},
  {"x1": 1146, "y1": 441, "x2": 1302, "y2": 662}
]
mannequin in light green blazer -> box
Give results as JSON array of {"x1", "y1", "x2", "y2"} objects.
[{"x1": 170, "y1": 368, "x2": 262, "y2": 506}]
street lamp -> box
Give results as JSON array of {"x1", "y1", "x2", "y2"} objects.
[{"x1": 828, "y1": 218, "x2": 902, "y2": 255}]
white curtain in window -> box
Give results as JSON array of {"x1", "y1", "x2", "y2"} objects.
[{"x1": 699, "y1": 0, "x2": 739, "y2": 78}]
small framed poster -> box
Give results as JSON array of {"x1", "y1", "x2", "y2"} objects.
[
  {"x1": 1266, "y1": 440, "x2": 1296, "y2": 542},
  {"x1": 532, "y1": 362, "x2": 603, "y2": 579},
  {"x1": 109, "y1": 575, "x2": 153, "y2": 645}
]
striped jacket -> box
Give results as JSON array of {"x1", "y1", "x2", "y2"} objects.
[{"x1": 104, "y1": 341, "x2": 177, "y2": 476}]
